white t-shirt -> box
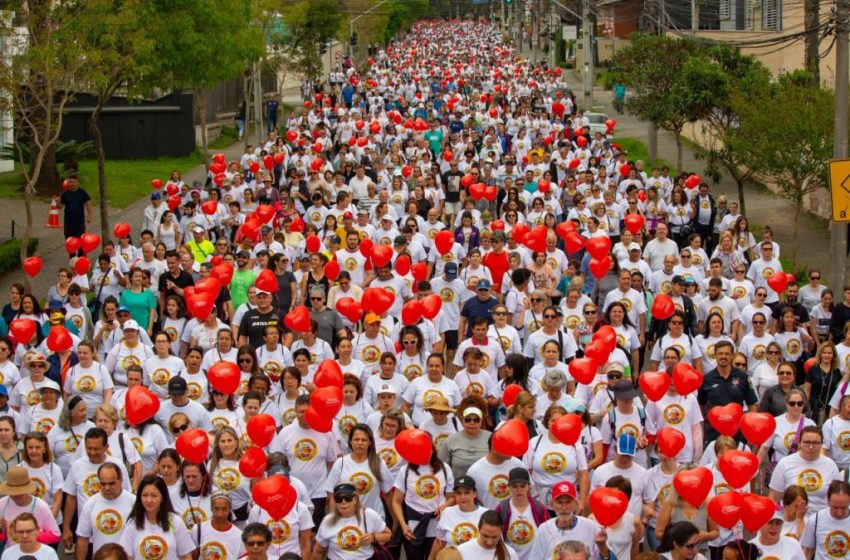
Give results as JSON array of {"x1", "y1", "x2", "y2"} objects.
[
  {"x1": 63, "y1": 362, "x2": 114, "y2": 412},
  {"x1": 118, "y1": 513, "x2": 195, "y2": 560},
  {"x1": 143, "y1": 355, "x2": 186, "y2": 399},
  {"x1": 768, "y1": 453, "x2": 841, "y2": 512},
  {"x1": 393, "y1": 464, "x2": 454, "y2": 538},
  {"x1": 437, "y1": 505, "x2": 487, "y2": 546},
  {"x1": 402, "y1": 376, "x2": 462, "y2": 426},
  {"x1": 800, "y1": 509, "x2": 850, "y2": 560},
  {"x1": 323, "y1": 455, "x2": 394, "y2": 512},
  {"x1": 466, "y1": 456, "x2": 526, "y2": 510},
  {"x1": 645, "y1": 393, "x2": 703, "y2": 463},
  {"x1": 591, "y1": 462, "x2": 648, "y2": 517},
  {"x1": 458, "y1": 538, "x2": 520, "y2": 560},
  {"x1": 62, "y1": 456, "x2": 131, "y2": 514},
  {"x1": 532, "y1": 516, "x2": 603, "y2": 560},
  {"x1": 76, "y1": 491, "x2": 135, "y2": 551},
  {"x1": 524, "y1": 436, "x2": 588, "y2": 504},
  {"x1": 269, "y1": 423, "x2": 341, "y2": 499},
  {"x1": 749, "y1": 535, "x2": 805, "y2": 560},
  {"x1": 315, "y1": 507, "x2": 387, "y2": 560},
  {"x1": 766, "y1": 414, "x2": 816, "y2": 461},
  {"x1": 0, "y1": 544, "x2": 58, "y2": 560},
  {"x1": 198, "y1": 521, "x2": 245, "y2": 560},
  {"x1": 247, "y1": 500, "x2": 314, "y2": 557},
  {"x1": 822, "y1": 414, "x2": 850, "y2": 468}
]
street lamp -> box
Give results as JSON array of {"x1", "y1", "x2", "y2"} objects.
[{"x1": 348, "y1": 0, "x2": 393, "y2": 61}]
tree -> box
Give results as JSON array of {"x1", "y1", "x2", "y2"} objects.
[
  {"x1": 726, "y1": 71, "x2": 834, "y2": 267},
  {"x1": 606, "y1": 33, "x2": 725, "y2": 171},
  {"x1": 0, "y1": 2, "x2": 86, "y2": 292},
  {"x1": 276, "y1": 0, "x2": 345, "y2": 81},
  {"x1": 694, "y1": 45, "x2": 771, "y2": 215}
]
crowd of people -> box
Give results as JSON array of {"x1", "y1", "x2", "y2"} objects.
[{"x1": 0, "y1": 17, "x2": 848, "y2": 560}]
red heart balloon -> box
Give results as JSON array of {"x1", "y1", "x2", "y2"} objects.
[
  {"x1": 568, "y1": 357, "x2": 598, "y2": 385},
  {"x1": 188, "y1": 293, "x2": 214, "y2": 321},
  {"x1": 639, "y1": 371, "x2": 672, "y2": 402},
  {"x1": 510, "y1": 224, "x2": 530, "y2": 245},
  {"x1": 673, "y1": 467, "x2": 714, "y2": 507},
  {"x1": 401, "y1": 300, "x2": 424, "y2": 325},
  {"x1": 460, "y1": 175, "x2": 475, "y2": 188},
  {"x1": 555, "y1": 222, "x2": 574, "y2": 242},
  {"x1": 210, "y1": 256, "x2": 223, "y2": 267},
  {"x1": 359, "y1": 238, "x2": 374, "y2": 258},
  {"x1": 717, "y1": 449, "x2": 759, "y2": 489},
  {"x1": 803, "y1": 357, "x2": 817, "y2": 373},
  {"x1": 707, "y1": 491, "x2": 745, "y2": 529},
  {"x1": 124, "y1": 386, "x2": 160, "y2": 426},
  {"x1": 176, "y1": 428, "x2": 210, "y2": 464},
  {"x1": 491, "y1": 220, "x2": 505, "y2": 231},
  {"x1": 766, "y1": 271, "x2": 788, "y2": 293},
  {"x1": 214, "y1": 174, "x2": 226, "y2": 187},
  {"x1": 656, "y1": 427, "x2": 686, "y2": 458},
  {"x1": 538, "y1": 179, "x2": 551, "y2": 193},
  {"x1": 565, "y1": 231, "x2": 586, "y2": 254},
  {"x1": 421, "y1": 294, "x2": 442, "y2": 320},
  {"x1": 201, "y1": 200, "x2": 218, "y2": 216},
  {"x1": 80, "y1": 233, "x2": 101, "y2": 254},
  {"x1": 673, "y1": 363, "x2": 703, "y2": 395},
  {"x1": 651, "y1": 294, "x2": 675, "y2": 320},
  {"x1": 411, "y1": 263, "x2": 429, "y2": 283},
  {"x1": 502, "y1": 384, "x2": 523, "y2": 407},
  {"x1": 212, "y1": 153, "x2": 225, "y2": 165},
  {"x1": 395, "y1": 429, "x2": 433, "y2": 465},
  {"x1": 305, "y1": 235, "x2": 321, "y2": 254},
  {"x1": 246, "y1": 414, "x2": 277, "y2": 447},
  {"x1": 434, "y1": 230, "x2": 454, "y2": 255},
  {"x1": 707, "y1": 403, "x2": 743, "y2": 436},
  {"x1": 47, "y1": 325, "x2": 72, "y2": 352},
  {"x1": 371, "y1": 245, "x2": 394, "y2": 269},
  {"x1": 624, "y1": 214, "x2": 645, "y2": 235},
  {"x1": 23, "y1": 257, "x2": 42, "y2": 278},
  {"x1": 314, "y1": 359, "x2": 344, "y2": 389},
  {"x1": 395, "y1": 255, "x2": 411, "y2": 276},
  {"x1": 576, "y1": 135, "x2": 588, "y2": 148},
  {"x1": 239, "y1": 447, "x2": 268, "y2": 478},
  {"x1": 619, "y1": 164, "x2": 631, "y2": 176},
  {"x1": 361, "y1": 288, "x2": 394, "y2": 315},
  {"x1": 284, "y1": 306, "x2": 311, "y2": 333},
  {"x1": 324, "y1": 260, "x2": 341, "y2": 282},
  {"x1": 740, "y1": 412, "x2": 777, "y2": 446},
  {"x1": 65, "y1": 237, "x2": 81, "y2": 254},
  {"x1": 583, "y1": 340, "x2": 611, "y2": 366},
  {"x1": 310, "y1": 386, "x2": 344, "y2": 417},
  {"x1": 589, "y1": 256, "x2": 612, "y2": 280},
  {"x1": 740, "y1": 493, "x2": 778, "y2": 533},
  {"x1": 550, "y1": 414, "x2": 583, "y2": 445},
  {"x1": 74, "y1": 257, "x2": 91, "y2": 276},
  {"x1": 401, "y1": 165, "x2": 413, "y2": 178},
  {"x1": 335, "y1": 297, "x2": 363, "y2": 324},
  {"x1": 9, "y1": 319, "x2": 36, "y2": 344},
  {"x1": 211, "y1": 263, "x2": 234, "y2": 286},
  {"x1": 168, "y1": 195, "x2": 182, "y2": 212},
  {"x1": 195, "y1": 277, "x2": 222, "y2": 300},
  {"x1": 252, "y1": 474, "x2": 297, "y2": 520},
  {"x1": 523, "y1": 226, "x2": 547, "y2": 253},
  {"x1": 685, "y1": 174, "x2": 702, "y2": 189},
  {"x1": 593, "y1": 326, "x2": 618, "y2": 353},
  {"x1": 492, "y1": 419, "x2": 529, "y2": 457},
  {"x1": 484, "y1": 186, "x2": 498, "y2": 202},
  {"x1": 113, "y1": 223, "x2": 131, "y2": 239},
  {"x1": 589, "y1": 488, "x2": 630, "y2": 527},
  {"x1": 285, "y1": 130, "x2": 298, "y2": 143},
  {"x1": 151, "y1": 178, "x2": 163, "y2": 189},
  {"x1": 304, "y1": 406, "x2": 333, "y2": 432},
  {"x1": 586, "y1": 236, "x2": 612, "y2": 260},
  {"x1": 208, "y1": 361, "x2": 241, "y2": 394},
  {"x1": 255, "y1": 269, "x2": 279, "y2": 294},
  {"x1": 442, "y1": 150, "x2": 454, "y2": 162},
  {"x1": 469, "y1": 183, "x2": 485, "y2": 201},
  {"x1": 256, "y1": 205, "x2": 276, "y2": 223}
]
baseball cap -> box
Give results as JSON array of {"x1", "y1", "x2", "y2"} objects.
[
  {"x1": 236, "y1": 250, "x2": 250, "y2": 258},
  {"x1": 37, "y1": 379, "x2": 61, "y2": 394},
  {"x1": 151, "y1": 192, "x2": 161, "y2": 200},
  {"x1": 168, "y1": 376, "x2": 188, "y2": 396},
  {"x1": 116, "y1": 306, "x2": 131, "y2": 315},
  {"x1": 333, "y1": 483, "x2": 356, "y2": 498},
  {"x1": 508, "y1": 467, "x2": 530, "y2": 485},
  {"x1": 617, "y1": 433, "x2": 637, "y2": 456},
  {"x1": 192, "y1": 226, "x2": 205, "y2": 234},
  {"x1": 551, "y1": 480, "x2": 577, "y2": 501},
  {"x1": 343, "y1": 211, "x2": 353, "y2": 220},
  {"x1": 476, "y1": 279, "x2": 491, "y2": 291},
  {"x1": 612, "y1": 379, "x2": 639, "y2": 400},
  {"x1": 628, "y1": 242, "x2": 641, "y2": 252},
  {"x1": 0, "y1": 385, "x2": 8, "y2": 397},
  {"x1": 122, "y1": 319, "x2": 140, "y2": 332},
  {"x1": 261, "y1": 225, "x2": 273, "y2": 235},
  {"x1": 683, "y1": 274, "x2": 696, "y2": 285},
  {"x1": 364, "y1": 313, "x2": 382, "y2": 324},
  {"x1": 377, "y1": 384, "x2": 397, "y2": 396},
  {"x1": 672, "y1": 275, "x2": 687, "y2": 285},
  {"x1": 454, "y1": 476, "x2": 476, "y2": 491},
  {"x1": 255, "y1": 288, "x2": 272, "y2": 296},
  {"x1": 444, "y1": 262, "x2": 458, "y2": 278},
  {"x1": 564, "y1": 398, "x2": 587, "y2": 414}
]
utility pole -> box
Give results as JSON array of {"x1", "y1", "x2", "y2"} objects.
[
  {"x1": 254, "y1": 62, "x2": 263, "y2": 146},
  {"x1": 582, "y1": 0, "x2": 593, "y2": 110},
  {"x1": 832, "y1": 0, "x2": 849, "y2": 289},
  {"x1": 691, "y1": 0, "x2": 699, "y2": 31}
]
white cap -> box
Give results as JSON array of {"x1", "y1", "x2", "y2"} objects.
[
  {"x1": 377, "y1": 384, "x2": 397, "y2": 395},
  {"x1": 37, "y1": 379, "x2": 61, "y2": 394},
  {"x1": 628, "y1": 242, "x2": 642, "y2": 252},
  {"x1": 122, "y1": 319, "x2": 140, "y2": 331}
]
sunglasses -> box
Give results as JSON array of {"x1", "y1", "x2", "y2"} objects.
[
  {"x1": 584, "y1": 309, "x2": 597, "y2": 314},
  {"x1": 335, "y1": 495, "x2": 355, "y2": 503},
  {"x1": 607, "y1": 374, "x2": 623, "y2": 380},
  {"x1": 402, "y1": 340, "x2": 417, "y2": 345},
  {"x1": 464, "y1": 417, "x2": 482, "y2": 423},
  {"x1": 245, "y1": 540, "x2": 267, "y2": 547},
  {"x1": 810, "y1": 276, "x2": 820, "y2": 280},
  {"x1": 29, "y1": 363, "x2": 46, "y2": 369},
  {"x1": 239, "y1": 358, "x2": 253, "y2": 363},
  {"x1": 310, "y1": 296, "x2": 323, "y2": 301},
  {"x1": 778, "y1": 370, "x2": 795, "y2": 376},
  {"x1": 752, "y1": 320, "x2": 765, "y2": 325},
  {"x1": 543, "y1": 314, "x2": 557, "y2": 319},
  {"x1": 767, "y1": 350, "x2": 780, "y2": 355},
  {"x1": 493, "y1": 311, "x2": 507, "y2": 316},
  {"x1": 733, "y1": 362, "x2": 747, "y2": 368},
  {"x1": 787, "y1": 400, "x2": 804, "y2": 407},
  {"x1": 531, "y1": 298, "x2": 543, "y2": 302},
  {"x1": 173, "y1": 423, "x2": 190, "y2": 433}
]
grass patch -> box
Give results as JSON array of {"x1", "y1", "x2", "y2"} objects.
[
  {"x1": 614, "y1": 137, "x2": 677, "y2": 176},
  {"x1": 0, "y1": 238, "x2": 39, "y2": 276},
  {"x1": 208, "y1": 125, "x2": 239, "y2": 151}
]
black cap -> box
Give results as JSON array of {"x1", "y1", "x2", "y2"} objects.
[
  {"x1": 508, "y1": 468, "x2": 530, "y2": 485},
  {"x1": 454, "y1": 476, "x2": 476, "y2": 491},
  {"x1": 333, "y1": 483, "x2": 356, "y2": 498},
  {"x1": 612, "y1": 379, "x2": 639, "y2": 400},
  {"x1": 168, "y1": 376, "x2": 187, "y2": 396},
  {"x1": 672, "y1": 275, "x2": 687, "y2": 285}
]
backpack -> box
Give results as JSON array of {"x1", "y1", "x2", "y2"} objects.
[
  {"x1": 497, "y1": 496, "x2": 550, "y2": 537},
  {"x1": 608, "y1": 405, "x2": 646, "y2": 443}
]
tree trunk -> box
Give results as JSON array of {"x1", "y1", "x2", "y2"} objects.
[
  {"x1": 90, "y1": 100, "x2": 109, "y2": 245},
  {"x1": 792, "y1": 198, "x2": 801, "y2": 269},
  {"x1": 647, "y1": 122, "x2": 658, "y2": 165},
  {"x1": 197, "y1": 88, "x2": 209, "y2": 171},
  {"x1": 735, "y1": 176, "x2": 747, "y2": 217},
  {"x1": 674, "y1": 131, "x2": 683, "y2": 173},
  {"x1": 30, "y1": 143, "x2": 61, "y2": 196},
  {"x1": 804, "y1": 0, "x2": 820, "y2": 85},
  {"x1": 21, "y1": 184, "x2": 34, "y2": 295},
  {"x1": 243, "y1": 70, "x2": 253, "y2": 149}
]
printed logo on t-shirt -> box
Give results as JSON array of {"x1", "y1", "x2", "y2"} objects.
[
  {"x1": 139, "y1": 535, "x2": 168, "y2": 560},
  {"x1": 121, "y1": 355, "x2": 142, "y2": 371},
  {"x1": 378, "y1": 448, "x2": 399, "y2": 469},
  {"x1": 268, "y1": 518, "x2": 291, "y2": 545},
  {"x1": 708, "y1": 306, "x2": 724, "y2": 318},
  {"x1": 182, "y1": 506, "x2": 207, "y2": 529},
  {"x1": 31, "y1": 477, "x2": 46, "y2": 499},
  {"x1": 35, "y1": 418, "x2": 55, "y2": 434},
  {"x1": 488, "y1": 474, "x2": 510, "y2": 499},
  {"x1": 212, "y1": 416, "x2": 230, "y2": 431},
  {"x1": 616, "y1": 423, "x2": 640, "y2": 439},
  {"x1": 465, "y1": 381, "x2": 485, "y2": 398},
  {"x1": 620, "y1": 298, "x2": 633, "y2": 313},
  {"x1": 150, "y1": 368, "x2": 171, "y2": 386},
  {"x1": 350, "y1": 471, "x2": 374, "y2": 495},
  {"x1": 541, "y1": 452, "x2": 567, "y2": 474},
  {"x1": 434, "y1": 433, "x2": 451, "y2": 448},
  {"x1": 336, "y1": 525, "x2": 364, "y2": 551},
  {"x1": 262, "y1": 361, "x2": 283, "y2": 382},
  {"x1": 64, "y1": 434, "x2": 81, "y2": 453},
  {"x1": 25, "y1": 389, "x2": 41, "y2": 407},
  {"x1": 761, "y1": 268, "x2": 775, "y2": 280},
  {"x1": 797, "y1": 468, "x2": 824, "y2": 493},
  {"x1": 95, "y1": 509, "x2": 123, "y2": 535},
  {"x1": 338, "y1": 415, "x2": 357, "y2": 438},
  {"x1": 402, "y1": 364, "x2": 423, "y2": 382},
  {"x1": 422, "y1": 390, "x2": 445, "y2": 409},
  {"x1": 215, "y1": 467, "x2": 241, "y2": 491},
  {"x1": 83, "y1": 473, "x2": 101, "y2": 497},
  {"x1": 187, "y1": 382, "x2": 203, "y2": 401},
  {"x1": 785, "y1": 339, "x2": 801, "y2": 355},
  {"x1": 663, "y1": 404, "x2": 685, "y2": 426},
  {"x1": 294, "y1": 438, "x2": 318, "y2": 461},
  {"x1": 344, "y1": 257, "x2": 358, "y2": 272},
  {"x1": 360, "y1": 345, "x2": 380, "y2": 364},
  {"x1": 752, "y1": 344, "x2": 767, "y2": 360},
  {"x1": 451, "y1": 522, "x2": 478, "y2": 545},
  {"x1": 824, "y1": 530, "x2": 850, "y2": 558},
  {"x1": 165, "y1": 326, "x2": 179, "y2": 343},
  {"x1": 657, "y1": 483, "x2": 672, "y2": 504},
  {"x1": 76, "y1": 375, "x2": 97, "y2": 393},
  {"x1": 415, "y1": 475, "x2": 440, "y2": 499},
  {"x1": 439, "y1": 288, "x2": 455, "y2": 303},
  {"x1": 200, "y1": 541, "x2": 229, "y2": 560},
  {"x1": 508, "y1": 518, "x2": 534, "y2": 546},
  {"x1": 837, "y1": 430, "x2": 850, "y2": 452},
  {"x1": 282, "y1": 408, "x2": 296, "y2": 426}
]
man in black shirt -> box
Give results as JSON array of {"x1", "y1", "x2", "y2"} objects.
[
  {"x1": 157, "y1": 250, "x2": 194, "y2": 315},
  {"x1": 238, "y1": 288, "x2": 280, "y2": 348},
  {"x1": 58, "y1": 177, "x2": 92, "y2": 238},
  {"x1": 697, "y1": 340, "x2": 758, "y2": 442},
  {"x1": 307, "y1": 287, "x2": 346, "y2": 346},
  {"x1": 770, "y1": 283, "x2": 811, "y2": 334},
  {"x1": 441, "y1": 160, "x2": 464, "y2": 226}
]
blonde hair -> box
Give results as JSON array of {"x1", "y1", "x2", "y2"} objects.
[
  {"x1": 94, "y1": 403, "x2": 119, "y2": 428},
  {"x1": 435, "y1": 546, "x2": 463, "y2": 560}
]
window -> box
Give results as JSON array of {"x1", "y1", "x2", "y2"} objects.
[{"x1": 762, "y1": 0, "x2": 782, "y2": 30}]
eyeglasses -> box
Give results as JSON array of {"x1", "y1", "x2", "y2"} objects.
[
  {"x1": 29, "y1": 363, "x2": 45, "y2": 369},
  {"x1": 607, "y1": 374, "x2": 623, "y2": 380},
  {"x1": 310, "y1": 296, "x2": 323, "y2": 301},
  {"x1": 543, "y1": 314, "x2": 557, "y2": 319},
  {"x1": 464, "y1": 417, "x2": 482, "y2": 423},
  {"x1": 239, "y1": 358, "x2": 253, "y2": 363},
  {"x1": 778, "y1": 370, "x2": 795, "y2": 376},
  {"x1": 767, "y1": 350, "x2": 780, "y2": 355},
  {"x1": 787, "y1": 401, "x2": 804, "y2": 407},
  {"x1": 584, "y1": 309, "x2": 597, "y2": 315},
  {"x1": 669, "y1": 321, "x2": 683, "y2": 325},
  {"x1": 810, "y1": 275, "x2": 820, "y2": 280},
  {"x1": 531, "y1": 298, "x2": 543, "y2": 303},
  {"x1": 733, "y1": 362, "x2": 747, "y2": 368},
  {"x1": 752, "y1": 320, "x2": 765, "y2": 325},
  {"x1": 335, "y1": 495, "x2": 355, "y2": 503},
  {"x1": 494, "y1": 311, "x2": 507, "y2": 316},
  {"x1": 800, "y1": 440, "x2": 822, "y2": 446},
  {"x1": 245, "y1": 540, "x2": 267, "y2": 547},
  {"x1": 173, "y1": 423, "x2": 190, "y2": 433},
  {"x1": 756, "y1": 293, "x2": 766, "y2": 297}
]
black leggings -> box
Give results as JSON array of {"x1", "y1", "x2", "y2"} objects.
[{"x1": 402, "y1": 535, "x2": 435, "y2": 560}]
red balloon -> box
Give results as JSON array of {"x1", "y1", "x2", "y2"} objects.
[
  {"x1": 565, "y1": 231, "x2": 586, "y2": 254},
  {"x1": 176, "y1": 428, "x2": 210, "y2": 464},
  {"x1": 523, "y1": 226, "x2": 547, "y2": 253},
  {"x1": 305, "y1": 406, "x2": 333, "y2": 432},
  {"x1": 589, "y1": 256, "x2": 612, "y2": 280},
  {"x1": 673, "y1": 467, "x2": 714, "y2": 507},
  {"x1": 168, "y1": 195, "x2": 182, "y2": 212},
  {"x1": 651, "y1": 294, "x2": 675, "y2": 320},
  {"x1": 510, "y1": 223, "x2": 530, "y2": 245},
  {"x1": 239, "y1": 447, "x2": 268, "y2": 478},
  {"x1": 112, "y1": 223, "x2": 131, "y2": 239},
  {"x1": 335, "y1": 297, "x2": 363, "y2": 324},
  {"x1": 151, "y1": 178, "x2": 163, "y2": 189},
  {"x1": 210, "y1": 256, "x2": 223, "y2": 267},
  {"x1": 492, "y1": 419, "x2": 529, "y2": 457},
  {"x1": 263, "y1": 155, "x2": 274, "y2": 170},
  {"x1": 395, "y1": 429, "x2": 433, "y2": 465},
  {"x1": 740, "y1": 493, "x2": 778, "y2": 533},
  {"x1": 707, "y1": 403, "x2": 744, "y2": 437},
  {"x1": 569, "y1": 357, "x2": 598, "y2": 385},
  {"x1": 188, "y1": 293, "x2": 214, "y2": 321},
  {"x1": 619, "y1": 163, "x2": 631, "y2": 176},
  {"x1": 198, "y1": 200, "x2": 216, "y2": 216},
  {"x1": 324, "y1": 260, "x2": 341, "y2": 282},
  {"x1": 589, "y1": 488, "x2": 630, "y2": 527},
  {"x1": 252, "y1": 474, "x2": 297, "y2": 520},
  {"x1": 401, "y1": 300, "x2": 424, "y2": 325},
  {"x1": 359, "y1": 238, "x2": 374, "y2": 259},
  {"x1": 355, "y1": 120, "x2": 365, "y2": 130},
  {"x1": 767, "y1": 271, "x2": 788, "y2": 293},
  {"x1": 310, "y1": 386, "x2": 344, "y2": 418},
  {"x1": 311, "y1": 142, "x2": 323, "y2": 154},
  {"x1": 624, "y1": 214, "x2": 645, "y2": 235},
  {"x1": 395, "y1": 255, "x2": 411, "y2": 276},
  {"x1": 593, "y1": 325, "x2": 618, "y2": 353},
  {"x1": 255, "y1": 269, "x2": 279, "y2": 294},
  {"x1": 605, "y1": 118, "x2": 617, "y2": 129},
  {"x1": 256, "y1": 205, "x2": 276, "y2": 223},
  {"x1": 213, "y1": 173, "x2": 226, "y2": 187},
  {"x1": 717, "y1": 449, "x2": 759, "y2": 489},
  {"x1": 356, "y1": 137, "x2": 368, "y2": 148},
  {"x1": 208, "y1": 361, "x2": 241, "y2": 394},
  {"x1": 538, "y1": 179, "x2": 551, "y2": 193},
  {"x1": 586, "y1": 236, "x2": 612, "y2": 260},
  {"x1": 9, "y1": 319, "x2": 36, "y2": 344},
  {"x1": 411, "y1": 263, "x2": 429, "y2": 283},
  {"x1": 195, "y1": 277, "x2": 221, "y2": 300},
  {"x1": 421, "y1": 294, "x2": 442, "y2": 320},
  {"x1": 285, "y1": 130, "x2": 298, "y2": 143},
  {"x1": 491, "y1": 220, "x2": 505, "y2": 231},
  {"x1": 434, "y1": 230, "x2": 454, "y2": 255},
  {"x1": 401, "y1": 165, "x2": 413, "y2": 178},
  {"x1": 209, "y1": 162, "x2": 225, "y2": 175},
  {"x1": 73, "y1": 256, "x2": 90, "y2": 276},
  {"x1": 284, "y1": 306, "x2": 311, "y2": 332},
  {"x1": 656, "y1": 427, "x2": 686, "y2": 458},
  {"x1": 639, "y1": 371, "x2": 672, "y2": 402},
  {"x1": 672, "y1": 362, "x2": 703, "y2": 395},
  {"x1": 484, "y1": 185, "x2": 498, "y2": 202},
  {"x1": 305, "y1": 235, "x2": 321, "y2": 254},
  {"x1": 503, "y1": 384, "x2": 523, "y2": 407},
  {"x1": 442, "y1": 150, "x2": 454, "y2": 162},
  {"x1": 461, "y1": 175, "x2": 474, "y2": 188},
  {"x1": 47, "y1": 325, "x2": 72, "y2": 352},
  {"x1": 685, "y1": 174, "x2": 702, "y2": 189},
  {"x1": 125, "y1": 386, "x2": 160, "y2": 426},
  {"x1": 803, "y1": 357, "x2": 817, "y2": 373},
  {"x1": 585, "y1": 337, "x2": 614, "y2": 364},
  {"x1": 65, "y1": 237, "x2": 81, "y2": 254},
  {"x1": 569, "y1": 158, "x2": 581, "y2": 169},
  {"x1": 740, "y1": 412, "x2": 777, "y2": 446},
  {"x1": 361, "y1": 287, "x2": 394, "y2": 315},
  {"x1": 555, "y1": 222, "x2": 574, "y2": 243},
  {"x1": 576, "y1": 135, "x2": 588, "y2": 148},
  {"x1": 80, "y1": 232, "x2": 101, "y2": 254},
  {"x1": 211, "y1": 263, "x2": 234, "y2": 286},
  {"x1": 314, "y1": 359, "x2": 344, "y2": 389},
  {"x1": 707, "y1": 491, "x2": 745, "y2": 529},
  {"x1": 22, "y1": 257, "x2": 42, "y2": 277},
  {"x1": 371, "y1": 245, "x2": 393, "y2": 269},
  {"x1": 246, "y1": 414, "x2": 277, "y2": 448},
  {"x1": 550, "y1": 414, "x2": 583, "y2": 445}
]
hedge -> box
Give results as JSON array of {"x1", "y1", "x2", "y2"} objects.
[{"x1": 0, "y1": 238, "x2": 39, "y2": 276}]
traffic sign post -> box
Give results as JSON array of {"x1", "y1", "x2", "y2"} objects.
[{"x1": 828, "y1": 159, "x2": 850, "y2": 222}]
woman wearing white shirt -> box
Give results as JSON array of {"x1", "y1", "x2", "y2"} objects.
[
  {"x1": 189, "y1": 313, "x2": 228, "y2": 353},
  {"x1": 0, "y1": 337, "x2": 21, "y2": 396},
  {"x1": 122, "y1": 416, "x2": 170, "y2": 474},
  {"x1": 324, "y1": 424, "x2": 393, "y2": 516},
  {"x1": 143, "y1": 332, "x2": 186, "y2": 399},
  {"x1": 695, "y1": 313, "x2": 734, "y2": 372},
  {"x1": 104, "y1": 320, "x2": 153, "y2": 387},
  {"x1": 751, "y1": 342, "x2": 784, "y2": 398},
  {"x1": 200, "y1": 329, "x2": 238, "y2": 373},
  {"x1": 119, "y1": 475, "x2": 194, "y2": 560},
  {"x1": 314, "y1": 482, "x2": 391, "y2": 560},
  {"x1": 649, "y1": 311, "x2": 703, "y2": 372},
  {"x1": 430, "y1": 476, "x2": 488, "y2": 557},
  {"x1": 756, "y1": 388, "x2": 815, "y2": 465},
  {"x1": 738, "y1": 312, "x2": 774, "y2": 374},
  {"x1": 47, "y1": 397, "x2": 93, "y2": 477},
  {"x1": 525, "y1": 406, "x2": 589, "y2": 507},
  {"x1": 64, "y1": 341, "x2": 113, "y2": 414}
]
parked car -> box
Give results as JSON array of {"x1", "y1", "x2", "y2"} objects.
[{"x1": 584, "y1": 112, "x2": 614, "y2": 137}]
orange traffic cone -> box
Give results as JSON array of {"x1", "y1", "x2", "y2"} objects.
[{"x1": 45, "y1": 195, "x2": 61, "y2": 228}]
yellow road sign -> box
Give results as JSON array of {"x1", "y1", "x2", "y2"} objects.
[{"x1": 829, "y1": 159, "x2": 850, "y2": 222}]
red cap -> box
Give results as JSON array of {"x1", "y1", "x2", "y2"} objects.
[
  {"x1": 343, "y1": 212, "x2": 353, "y2": 220},
  {"x1": 551, "y1": 481, "x2": 577, "y2": 501}
]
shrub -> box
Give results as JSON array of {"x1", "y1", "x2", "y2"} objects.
[{"x1": 0, "y1": 238, "x2": 40, "y2": 275}]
